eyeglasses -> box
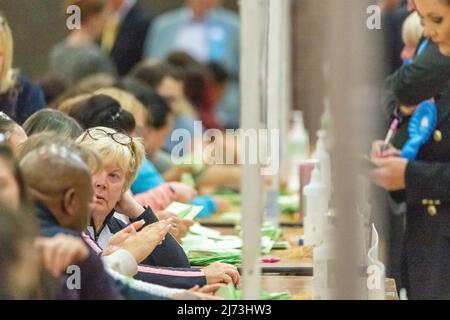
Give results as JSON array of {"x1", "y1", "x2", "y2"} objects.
[
  {"x1": 0, "y1": 112, "x2": 12, "y2": 121},
  {"x1": 82, "y1": 128, "x2": 133, "y2": 146}
]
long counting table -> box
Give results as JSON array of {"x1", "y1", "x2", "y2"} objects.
[{"x1": 260, "y1": 276, "x2": 399, "y2": 300}]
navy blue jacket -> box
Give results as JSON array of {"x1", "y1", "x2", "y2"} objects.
[
  {"x1": 110, "y1": 3, "x2": 152, "y2": 76},
  {"x1": 0, "y1": 74, "x2": 45, "y2": 125}
]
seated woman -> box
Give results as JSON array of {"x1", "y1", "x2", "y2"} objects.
[
  {"x1": 22, "y1": 108, "x2": 83, "y2": 139},
  {"x1": 0, "y1": 112, "x2": 27, "y2": 156},
  {"x1": 77, "y1": 126, "x2": 240, "y2": 288},
  {"x1": 68, "y1": 94, "x2": 196, "y2": 221},
  {"x1": 0, "y1": 16, "x2": 45, "y2": 124},
  {"x1": 49, "y1": 0, "x2": 117, "y2": 85}
]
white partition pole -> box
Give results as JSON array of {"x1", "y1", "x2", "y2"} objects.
[
  {"x1": 280, "y1": 0, "x2": 293, "y2": 181},
  {"x1": 240, "y1": 0, "x2": 264, "y2": 300},
  {"x1": 266, "y1": 0, "x2": 283, "y2": 227}
]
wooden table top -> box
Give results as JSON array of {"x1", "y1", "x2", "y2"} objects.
[{"x1": 260, "y1": 276, "x2": 399, "y2": 300}]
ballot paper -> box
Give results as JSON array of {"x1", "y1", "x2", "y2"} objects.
[
  {"x1": 189, "y1": 223, "x2": 222, "y2": 239},
  {"x1": 165, "y1": 202, "x2": 204, "y2": 220},
  {"x1": 215, "y1": 283, "x2": 292, "y2": 300}
]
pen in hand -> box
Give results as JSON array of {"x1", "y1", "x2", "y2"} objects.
[{"x1": 381, "y1": 119, "x2": 399, "y2": 153}]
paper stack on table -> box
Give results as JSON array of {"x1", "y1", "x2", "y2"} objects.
[{"x1": 182, "y1": 223, "x2": 286, "y2": 265}]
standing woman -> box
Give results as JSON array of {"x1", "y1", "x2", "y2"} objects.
[
  {"x1": 371, "y1": 0, "x2": 450, "y2": 299},
  {"x1": 0, "y1": 16, "x2": 45, "y2": 124}
]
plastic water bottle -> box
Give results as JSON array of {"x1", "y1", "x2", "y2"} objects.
[{"x1": 288, "y1": 111, "x2": 309, "y2": 191}]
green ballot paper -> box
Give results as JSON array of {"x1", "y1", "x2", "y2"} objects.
[
  {"x1": 165, "y1": 202, "x2": 203, "y2": 220},
  {"x1": 215, "y1": 283, "x2": 292, "y2": 300}
]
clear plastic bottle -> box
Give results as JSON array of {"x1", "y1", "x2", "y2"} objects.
[
  {"x1": 303, "y1": 165, "x2": 328, "y2": 246},
  {"x1": 288, "y1": 111, "x2": 309, "y2": 191},
  {"x1": 312, "y1": 218, "x2": 336, "y2": 300},
  {"x1": 320, "y1": 98, "x2": 334, "y2": 151},
  {"x1": 312, "y1": 131, "x2": 331, "y2": 199}
]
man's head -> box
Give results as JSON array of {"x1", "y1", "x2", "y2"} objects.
[
  {"x1": 20, "y1": 144, "x2": 94, "y2": 232},
  {"x1": 186, "y1": 0, "x2": 221, "y2": 19}
]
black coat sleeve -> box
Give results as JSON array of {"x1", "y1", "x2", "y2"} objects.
[
  {"x1": 385, "y1": 41, "x2": 450, "y2": 106},
  {"x1": 130, "y1": 207, "x2": 192, "y2": 268}
]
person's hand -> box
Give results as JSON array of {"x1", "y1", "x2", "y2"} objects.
[
  {"x1": 369, "y1": 157, "x2": 408, "y2": 191},
  {"x1": 214, "y1": 196, "x2": 231, "y2": 213},
  {"x1": 103, "y1": 220, "x2": 145, "y2": 254},
  {"x1": 170, "y1": 290, "x2": 224, "y2": 300},
  {"x1": 399, "y1": 105, "x2": 417, "y2": 116},
  {"x1": 168, "y1": 182, "x2": 197, "y2": 203},
  {"x1": 155, "y1": 211, "x2": 194, "y2": 242},
  {"x1": 103, "y1": 220, "x2": 173, "y2": 263},
  {"x1": 189, "y1": 283, "x2": 226, "y2": 295},
  {"x1": 201, "y1": 262, "x2": 240, "y2": 285},
  {"x1": 35, "y1": 234, "x2": 89, "y2": 277},
  {"x1": 115, "y1": 190, "x2": 145, "y2": 219},
  {"x1": 370, "y1": 140, "x2": 401, "y2": 159}
]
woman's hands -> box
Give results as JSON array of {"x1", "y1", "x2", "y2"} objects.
[
  {"x1": 168, "y1": 182, "x2": 198, "y2": 203},
  {"x1": 103, "y1": 219, "x2": 173, "y2": 264},
  {"x1": 369, "y1": 139, "x2": 408, "y2": 191},
  {"x1": 370, "y1": 140, "x2": 401, "y2": 159},
  {"x1": 115, "y1": 190, "x2": 145, "y2": 219},
  {"x1": 201, "y1": 262, "x2": 240, "y2": 285},
  {"x1": 156, "y1": 211, "x2": 194, "y2": 243}
]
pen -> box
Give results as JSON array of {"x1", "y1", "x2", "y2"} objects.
[{"x1": 381, "y1": 118, "x2": 399, "y2": 153}]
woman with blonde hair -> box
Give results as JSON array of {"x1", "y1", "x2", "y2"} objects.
[
  {"x1": 77, "y1": 126, "x2": 240, "y2": 289},
  {"x1": 0, "y1": 15, "x2": 45, "y2": 124}
]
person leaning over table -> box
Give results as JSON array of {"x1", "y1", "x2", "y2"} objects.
[{"x1": 370, "y1": 0, "x2": 450, "y2": 300}]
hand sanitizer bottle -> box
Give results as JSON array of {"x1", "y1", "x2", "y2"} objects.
[
  {"x1": 303, "y1": 164, "x2": 328, "y2": 246},
  {"x1": 312, "y1": 218, "x2": 337, "y2": 300},
  {"x1": 288, "y1": 111, "x2": 309, "y2": 191},
  {"x1": 312, "y1": 130, "x2": 331, "y2": 200},
  {"x1": 320, "y1": 98, "x2": 334, "y2": 151}
]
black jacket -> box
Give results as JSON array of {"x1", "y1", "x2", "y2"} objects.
[
  {"x1": 384, "y1": 40, "x2": 450, "y2": 299},
  {"x1": 110, "y1": 3, "x2": 152, "y2": 76}
]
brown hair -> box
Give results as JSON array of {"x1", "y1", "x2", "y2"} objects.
[{"x1": 64, "y1": 0, "x2": 106, "y2": 24}]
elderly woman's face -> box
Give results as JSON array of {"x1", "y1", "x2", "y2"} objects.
[
  {"x1": 90, "y1": 163, "x2": 126, "y2": 215},
  {"x1": 0, "y1": 158, "x2": 20, "y2": 210},
  {"x1": 416, "y1": 0, "x2": 450, "y2": 56}
]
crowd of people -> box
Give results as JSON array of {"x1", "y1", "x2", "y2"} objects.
[{"x1": 2, "y1": 0, "x2": 450, "y2": 301}]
